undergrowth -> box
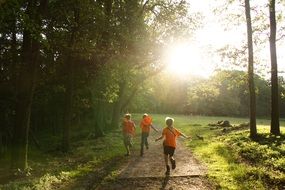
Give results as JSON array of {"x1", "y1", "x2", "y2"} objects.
[{"x1": 0, "y1": 129, "x2": 136, "y2": 190}]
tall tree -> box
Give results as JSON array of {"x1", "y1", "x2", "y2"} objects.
[
  {"x1": 46, "y1": 0, "x2": 104, "y2": 150},
  {"x1": 245, "y1": 0, "x2": 257, "y2": 138},
  {"x1": 11, "y1": 0, "x2": 48, "y2": 170},
  {"x1": 62, "y1": 2, "x2": 80, "y2": 153},
  {"x1": 269, "y1": 0, "x2": 280, "y2": 135}
]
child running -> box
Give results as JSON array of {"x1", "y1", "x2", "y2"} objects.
[
  {"x1": 122, "y1": 113, "x2": 136, "y2": 156},
  {"x1": 140, "y1": 113, "x2": 158, "y2": 156},
  {"x1": 155, "y1": 117, "x2": 191, "y2": 175}
]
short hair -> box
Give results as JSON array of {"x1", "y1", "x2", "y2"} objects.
[
  {"x1": 165, "y1": 117, "x2": 174, "y2": 127},
  {"x1": 124, "y1": 113, "x2": 131, "y2": 119}
]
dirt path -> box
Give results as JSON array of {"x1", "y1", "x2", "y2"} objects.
[{"x1": 95, "y1": 133, "x2": 214, "y2": 190}]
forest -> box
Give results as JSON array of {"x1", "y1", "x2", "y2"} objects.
[{"x1": 0, "y1": 0, "x2": 285, "y2": 189}]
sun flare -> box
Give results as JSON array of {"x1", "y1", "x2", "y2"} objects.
[{"x1": 165, "y1": 43, "x2": 213, "y2": 78}]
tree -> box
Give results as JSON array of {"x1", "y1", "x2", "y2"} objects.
[
  {"x1": 45, "y1": 0, "x2": 107, "y2": 150},
  {"x1": 245, "y1": 0, "x2": 257, "y2": 138},
  {"x1": 61, "y1": 1, "x2": 80, "y2": 153},
  {"x1": 280, "y1": 77, "x2": 285, "y2": 117},
  {"x1": 97, "y1": 0, "x2": 196, "y2": 128},
  {"x1": 269, "y1": 0, "x2": 280, "y2": 135},
  {"x1": 10, "y1": 0, "x2": 48, "y2": 170},
  {"x1": 0, "y1": 0, "x2": 21, "y2": 158}
]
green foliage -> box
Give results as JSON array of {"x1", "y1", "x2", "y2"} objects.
[
  {"x1": 188, "y1": 71, "x2": 283, "y2": 116},
  {"x1": 187, "y1": 70, "x2": 255, "y2": 116},
  {"x1": 130, "y1": 70, "x2": 284, "y2": 117},
  {"x1": 219, "y1": 132, "x2": 285, "y2": 189},
  {"x1": 225, "y1": 132, "x2": 285, "y2": 172}
]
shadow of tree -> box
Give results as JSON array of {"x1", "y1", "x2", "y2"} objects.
[
  {"x1": 252, "y1": 133, "x2": 285, "y2": 155},
  {"x1": 253, "y1": 133, "x2": 285, "y2": 145}
]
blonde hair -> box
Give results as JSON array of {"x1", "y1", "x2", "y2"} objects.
[
  {"x1": 124, "y1": 113, "x2": 131, "y2": 119},
  {"x1": 165, "y1": 117, "x2": 174, "y2": 127}
]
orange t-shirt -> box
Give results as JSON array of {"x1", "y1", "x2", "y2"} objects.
[
  {"x1": 140, "y1": 116, "x2": 152, "y2": 133},
  {"x1": 162, "y1": 127, "x2": 181, "y2": 148},
  {"x1": 122, "y1": 119, "x2": 135, "y2": 135}
]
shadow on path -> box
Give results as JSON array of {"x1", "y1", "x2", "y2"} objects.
[{"x1": 160, "y1": 175, "x2": 170, "y2": 190}]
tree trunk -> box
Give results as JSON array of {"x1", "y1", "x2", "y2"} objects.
[
  {"x1": 11, "y1": 0, "x2": 48, "y2": 170},
  {"x1": 245, "y1": 0, "x2": 257, "y2": 138},
  {"x1": 111, "y1": 82, "x2": 126, "y2": 129},
  {"x1": 0, "y1": 132, "x2": 3, "y2": 158},
  {"x1": 101, "y1": 0, "x2": 113, "y2": 51},
  {"x1": 269, "y1": 0, "x2": 280, "y2": 135},
  {"x1": 111, "y1": 101, "x2": 123, "y2": 129},
  {"x1": 11, "y1": 16, "x2": 18, "y2": 85},
  {"x1": 94, "y1": 101, "x2": 105, "y2": 137},
  {"x1": 11, "y1": 31, "x2": 39, "y2": 170},
  {"x1": 62, "y1": 6, "x2": 80, "y2": 152},
  {"x1": 121, "y1": 85, "x2": 140, "y2": 112},
  {"x1": 62, "y1": 57, "x2": 74, "y2": 152}
]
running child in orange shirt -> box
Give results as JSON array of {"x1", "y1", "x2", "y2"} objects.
[
  {"x1": 122, "y1": 113, "x2": 136, "y2": 156},
  {"x1": 155, "y1": 117, "x2": 191, "y2": 175},
  {"x1": 140, "y1": 113, "x2": 158, "y2": 156}
]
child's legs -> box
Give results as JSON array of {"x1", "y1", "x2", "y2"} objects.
[
  {"x1": 129, "y1": 136, "x2": 133, "y2": 147},
  {"x1": 141, "y1": 132, "x2": 148, "y2": 148},
  {"x1": 144, "y1": 133, "x2": 149, "y2": 147},
  {"x1": 164, "y1": 146, "x2": 175, "y2": 162},
  {"x1": 164, "y1": 154, "x2": 169, "y2": 166},
  {"x1": 125, "y1": 145, "x2": 130, "y2": 154},
  {"x1": 168, "y1": 148, "x2": 176, "y2": 169},
  {"x1": 124, "y1": 134, "x2": 131, "y2": 154},
  {"x1": 124, "y1": 138, "x2": 130, "y2": 153},
  {"x1": 169, "y1": 148, "x2": 175, "y2": 160},
  {"x1": 140, "y1": 133, "x2": 145, "y2": 149},
  {"x1": 163, "y1": 146, "x2": 172, "y2": 165}
]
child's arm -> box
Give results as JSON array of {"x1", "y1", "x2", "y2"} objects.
[
  {"x1": 180, "y1": 132, "x2": 191, "y2": 140},
  {"x1": 155, "y1": 135, "x2": 163, "y2": 142},
  {"x1": 151, "y1": 124, "x2": 159, "y2": 132}
]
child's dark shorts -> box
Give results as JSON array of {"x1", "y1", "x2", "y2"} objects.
[{"x1": 163, "y1": 145, "x2": 175, "y2": 156}]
